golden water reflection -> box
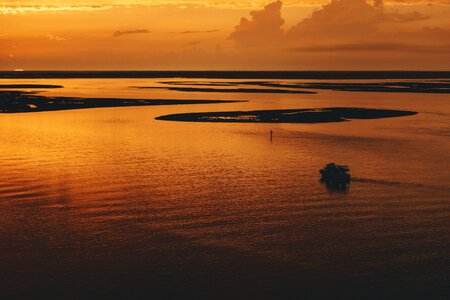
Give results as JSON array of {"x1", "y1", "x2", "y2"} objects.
[{"x1": 0, "y1": 78, "x2": 449, "y2": 297}]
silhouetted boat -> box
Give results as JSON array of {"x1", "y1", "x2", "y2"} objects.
[{"x1": 320, "y1": 163, "x2": 351, "y2": 185}]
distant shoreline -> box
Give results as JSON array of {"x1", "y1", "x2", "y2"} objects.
[{"x1": 1, "y1": 71, "x2": 450, "y2": 79}]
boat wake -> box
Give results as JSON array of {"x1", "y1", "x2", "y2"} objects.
[{"x1": 351, "y1": 177, "x2": 450, "y2": 191}]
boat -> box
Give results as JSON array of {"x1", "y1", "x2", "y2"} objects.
[{"x1": 320, "y1": 163, "x2": 351, "y2": 186}]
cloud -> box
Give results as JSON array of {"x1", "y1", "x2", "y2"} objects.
[
  {"x1": 186, "y1": 40, "x2": 202, "y2": 46},
  {"x1": 179, "y1": 30, "x2": 220, "y2": 34},
  {"x1": 225, "y1": 0, "x2": 449, "y2": 69},
  {"x1": 46, "y1": 34, "x2": 70, "y2": 41},
  {"x1": 388, "y1": 10, "x2": 430, "y2": 22},
  {"x1": 0, "y1": 0, "x2": 439, "y2": 20},
  {"x1": 287, "y1": 0, "x2": 428, "y2": 41},
  {"x1": 421, "y1": 27, "x2": 450, "y2": 38},
  {"x1": 228, "y1": 0, "x2": 433, "y2": 47},
  {"x1": 229, "y1": 0, "x2": 285, "y2": 46},
  {"x1": 292, "y1": 42, "x2": 450, "y2": 52},
  {"x1": 0, "y1": 5, "x2": 111, "y2": 14},
  {"x1": 113, "y1": 29, "x2": 150, "y2": 37}
]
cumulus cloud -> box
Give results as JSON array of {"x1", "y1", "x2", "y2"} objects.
[
  {"x1": 225, "y1": 0, "x2": 449, "y2": 69},
  {"x1": 287, "y1": 0, "x2": 429, "y2": 41},
  {"x1": 229, "y1": 0, "x2": 285, "y2": 46},
  {"x1": 287, "y1": 0, "x2": 383, "y2": 40},
  {"x1": 228, "y1": 0, "x2": 434, "y2": 47},
  {"x1": 113, "y1": 29, "x2": 150, "y2": 37}
]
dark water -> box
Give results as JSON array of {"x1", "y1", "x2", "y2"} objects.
[{"x1": 0, "y1": 75, "x2": 449, "y2": 299}]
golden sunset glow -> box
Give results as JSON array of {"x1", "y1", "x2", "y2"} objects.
[
  {"x1": 1, "y1": 1, "x2": 450, "y2": 299},
  {"x1": 1, "y1": 0, "x2": 449, "y2": 69}
]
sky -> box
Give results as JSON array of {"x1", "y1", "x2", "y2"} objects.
[{"x1": 0, "y1": 0, "x2": 449, "y2": 70}]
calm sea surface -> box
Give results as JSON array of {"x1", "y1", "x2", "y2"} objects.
[{"x1": 0, "y1": 77, "x2": 449, "y2": 298}]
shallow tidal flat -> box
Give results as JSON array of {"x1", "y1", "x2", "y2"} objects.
[
  {"x1": 156, "y1": 80, "x2": 450, "y2": 94},
  {"x1": 0, "y1": 89, "x2": 242, "y2": 113},
  {"x1": 0, "y1": 84, "x2": 63, "y2": 89},
  {"x1": 156, "y1": 107, "x2": 418, "y2": 123},
  {"x1": 132, "y1": 86, "x2": 316, "y2": 94}
]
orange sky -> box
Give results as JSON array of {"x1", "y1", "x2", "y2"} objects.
[{"x1": 1, "y1": 0, "x2": 449, "y2": 70}]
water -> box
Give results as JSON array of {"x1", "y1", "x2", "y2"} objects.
[{"x1": 0, "y1": 76, "x2": 449, "y2": 298}]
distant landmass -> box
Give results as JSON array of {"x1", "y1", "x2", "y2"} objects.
[{"x1": 1, "y1": 71, "x2": 450, "y2": 79}]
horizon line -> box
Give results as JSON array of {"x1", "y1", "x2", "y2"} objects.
[{"x1": 1, "y1": 70, "x2": 450, "y2": 72}]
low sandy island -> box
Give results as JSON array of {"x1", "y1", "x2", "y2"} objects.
[
  {"x1": 155, "y1": 107, "x2": 418, "y2": 123},
  {"x1": 0, "y1": 84, "x2": 63, "y2": 89},
  {"x1": 158, "y1": 80, "x2": 450, "y2": 94},
  {"x1": 252, "y1": 81, "x2": 450, "y2": 94},
  {"x1": 133, "y1": 86, "x2": 316, "y2": 94},
  {"x1": 0, "y1": 91, "x2": 244, "y2": 113}
]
